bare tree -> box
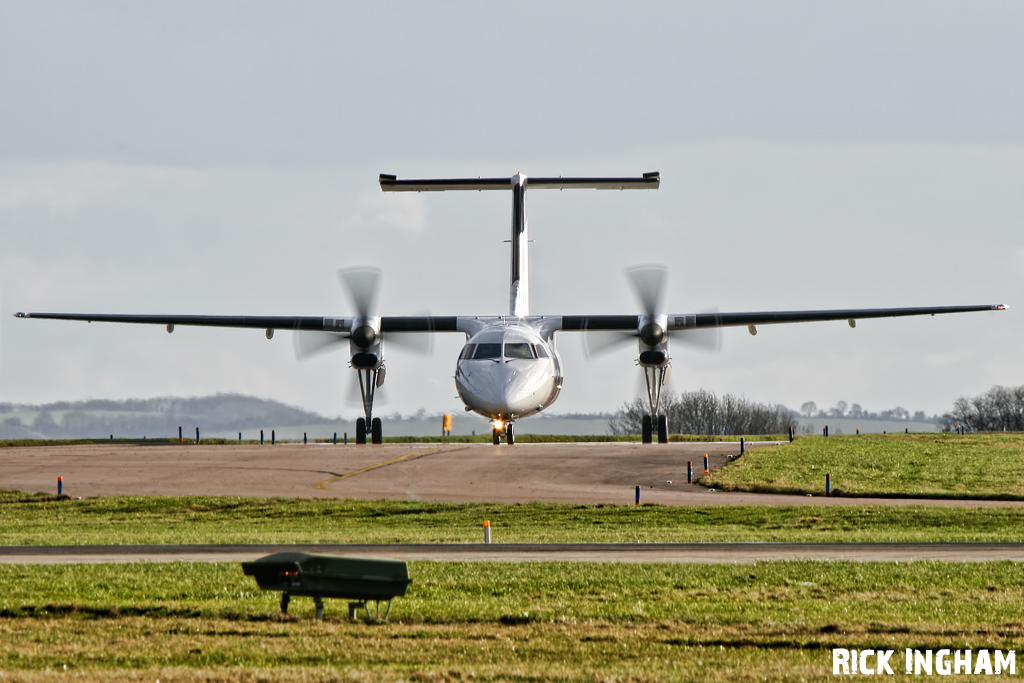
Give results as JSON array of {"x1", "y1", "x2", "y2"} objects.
[
  {"x1": 610, "y1": 390, "x2": 797, "y2": 436},
  {"x1": 940, "y1": 385, "x2": 1024, "y2": 432},
  {"x1": 800, "y1": 401, "x2": 817, "y2": 418}
]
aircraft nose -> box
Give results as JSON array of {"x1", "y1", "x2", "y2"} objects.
[
  {"x1": 457, "y1": 361, "x2": 550, "y2": 416},
  {"x1": 500, "y1": 367, "x2": 536, "y2": 405}
]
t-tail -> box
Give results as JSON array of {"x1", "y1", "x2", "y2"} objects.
[{"x1": 380, "y1": 171, "x2": 660, "y2": 316}]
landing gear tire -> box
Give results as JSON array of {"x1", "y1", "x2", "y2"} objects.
[
  {"x1": 506, "y1": 423, "x2": 515, "y2": 445},
  {"x1": 492, "y1": 428, "x2": 500, "y2": 445},
  {"x1": 657, "y1": 414, "x2": 669, "y2": 444},
  {"x1": 371, "y1": 417, "x2": 383, "y2": 444},
  {"x1": 641, "y1": 415, "x2": 653, "y2": 444},
  {"x1": 356, "y1": 418, "x2": 367, "y2": 444}
]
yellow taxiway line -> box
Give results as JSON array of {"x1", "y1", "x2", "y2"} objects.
[{"x1": 313, "y1": 446, "x2": 462, "y2": 490}]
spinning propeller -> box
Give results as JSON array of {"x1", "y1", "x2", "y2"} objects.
[
  {"x1": 583, "y1": 265, "x2": 721, "y2": 359},
  {"x1": 293, "y1": 267, "x2": 431, "y2": 361}
]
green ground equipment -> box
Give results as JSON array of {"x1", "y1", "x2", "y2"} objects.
[{"x1": 242, "y1": 552, "x2": 411, "y2": 620}]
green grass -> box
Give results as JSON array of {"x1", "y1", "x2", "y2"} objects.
[
  {"x1": 1, "y1": 560, "x2": 1023, "y2": 681},
  {"x1": 706, "y1": 432, "x2": 1024, "y2": 499},
  {"x1": 3, "y1": 436, "x2": 1022, "y2": 680},
  {"x1": 3, "y1": 492, "x2": 1024, "y2": 544}
]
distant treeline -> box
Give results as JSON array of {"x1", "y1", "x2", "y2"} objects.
[
  {"x1": 939, "y1": 385, "x2": 1024, "y2": 432},
  {"x1": 797, "y1": 400, "x2": 937, "y2": 423},
  {"x1": 0, "y1": 395, "x2": 611, "y2": 440},
  {"x1": 0, "y1": 394, "x2": 331, "y2": 440},
  {"x1": 609, "y1": 390, "x2": 797, "y2": 436},
  {"x1": 3, "y1": 388, "x2": 999, "y2": 440}
]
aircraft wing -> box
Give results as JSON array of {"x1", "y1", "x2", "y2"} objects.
[
  {"x1": 673, "y1": 304, "x2": 1007, "y2": 330},
  {"x1": 13, "y1": 312, "x2": 461, "y2": 333},
  {"x1": 15, "y1": 305, "x2": 1006, "y2": 333},
  {"x1": 559, "y1": 304, "x2": 1006, "y2": 331}
]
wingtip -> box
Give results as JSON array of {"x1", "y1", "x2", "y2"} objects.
[
  {"x1": 13, "y1": 312, "x2": 27, "y2": 318},
  {"x1": 996, "y1": 304, "x2": 1009, "y2": 310}
]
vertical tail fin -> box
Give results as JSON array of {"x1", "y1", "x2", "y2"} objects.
[
  {"x1": 379, "y1": 172, "x2": 660, "y2": 316},
  {"x1": 510, "y1": 173, "x2": 528, "y2": 316}
]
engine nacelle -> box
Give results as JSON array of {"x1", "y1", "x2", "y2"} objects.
[
  {"x1": 637, "y1": 313, "x2": 670, "y2": 368},
  {"x1": 349, "y1": 316, "x2": 383, "y2": 370}
]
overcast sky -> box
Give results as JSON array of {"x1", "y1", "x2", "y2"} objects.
[{"x1": 1, "y1": 1, "x2": 1021, "y2": 422}]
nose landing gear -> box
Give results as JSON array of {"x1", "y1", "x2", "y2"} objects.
[{"x1": 491, "y1": 421, "x2": 515, "y2": 445}]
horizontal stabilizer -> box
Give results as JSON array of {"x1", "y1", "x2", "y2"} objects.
[{"x1": 379, "y1": 172, "x2": 659, "y2": 192}]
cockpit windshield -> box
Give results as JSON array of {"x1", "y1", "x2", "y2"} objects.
[
  {"x1": 504, "y1": 343, "x2": 535, "y2": 359},
  {"x1": 473, "y1": 343, "x2": 503, "y2": 359},
  {"x1": 463, "y1": 339, "x2": 550, "y2": 360}
]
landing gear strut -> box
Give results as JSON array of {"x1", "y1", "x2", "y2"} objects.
[
  {"x1": 642, "y1": 365, "x2": 670, "y2": 444},
  {"x1": 355, "y1": 366, "x2": 384, "y2": 444}
]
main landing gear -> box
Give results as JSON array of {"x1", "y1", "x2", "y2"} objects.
[
  {"x1": 641, "y1": 365, "x2": 670, "y2": 444},
  {"x1": 355, "y1": 366, "x2": 384, "y2": 444},
  {"x1": 641, "y1": 414, "x2": 669, "y2": 444},
  {"x1": 355, "y1": 417, "x2": 383, "y2": 445}
]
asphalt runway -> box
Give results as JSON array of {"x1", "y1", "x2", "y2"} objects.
[
  {"x1": 4, "y1": 441, "x2": 1024, "y2": 507},
  {"x1": 5, "y1": 442, "x2": 1024, "y2": 564},
  {"x1": 5, "y1": 542, "x2": 1024, "y2": 564}
]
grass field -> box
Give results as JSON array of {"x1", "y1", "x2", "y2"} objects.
[
  {"x1": 3, "y1": 491, "x2": 1024, "y2": 544},
  {"x1": 705, "y1": 433, "x2": 1024, "y2": 500},
  {"x1": 4, "y1": 435, "x2": 1024, "y2": 680},
  {"x1": 2, "y1": 560, "x2": 1024, "y2": 681}
]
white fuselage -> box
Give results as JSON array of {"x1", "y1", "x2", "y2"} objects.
[{"x1": 454, "y1": 320, "x2": 562, "y2": 421}]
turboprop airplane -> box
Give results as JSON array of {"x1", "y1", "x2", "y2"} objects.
[{"x1": 15, "y1": 172, "x2": 1007, "y2": 444}]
